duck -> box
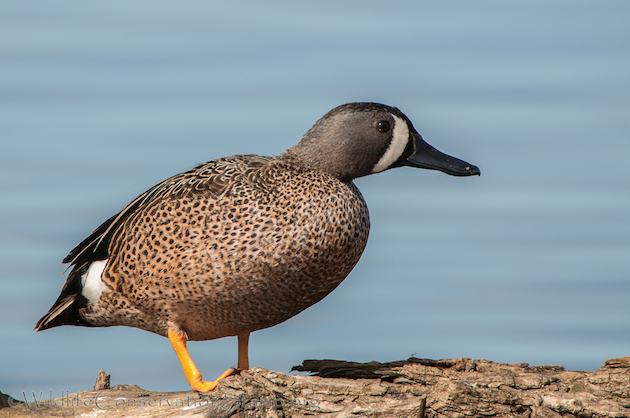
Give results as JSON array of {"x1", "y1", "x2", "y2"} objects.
[{"x1": 36, "y1": 102, "x2": 480, "y2": 392}]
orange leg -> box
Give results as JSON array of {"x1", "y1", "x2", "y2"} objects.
[
  {"x1": 168, "y1": 326, "x2": 238, "y2": 392},
  {"x1": 237, "y1": 333, "x2": 250, "y2": 370}
]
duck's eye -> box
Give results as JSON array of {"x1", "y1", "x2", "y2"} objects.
[{"x1": 376, "y1": 120, "x2": 391, "y2": 133}]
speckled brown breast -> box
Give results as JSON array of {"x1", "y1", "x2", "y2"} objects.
[{"x1": 82, "y1": 153, "x2": 370, "y2": 341}]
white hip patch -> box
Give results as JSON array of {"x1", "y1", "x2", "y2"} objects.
[
  {"x1": 372, "y1": 114, "x2": 410, "y2": 173},
  {"x1": 81, "y1": 259, "x2": 108, "y2": 303}
]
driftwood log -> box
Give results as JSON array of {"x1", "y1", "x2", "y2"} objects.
[{"x1": 2, "y1": 356, "x2": 630, "y2": 417}]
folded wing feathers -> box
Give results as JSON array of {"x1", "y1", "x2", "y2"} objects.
[{"x1": 63, "y1": 156, "x2": 268, "y2": 267}]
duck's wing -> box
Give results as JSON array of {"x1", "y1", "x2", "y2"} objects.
[{"x1": 64, "y1": 154, "x2": 271, "y2": 267}]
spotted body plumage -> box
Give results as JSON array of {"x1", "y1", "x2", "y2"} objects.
[
  {"x1": 76, "y1": 153, "x2": 369, "y2": 340},
  {"x1": 37, "y1": 102, "x2": 479, "y2": 392}
]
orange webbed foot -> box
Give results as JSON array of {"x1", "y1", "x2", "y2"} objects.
[
  {"x1": 188, "y1": 367, "x2": 240, "y2": 392},
  {"x1": 168, "y1": 327, "x2": 244, "y2": 392}
]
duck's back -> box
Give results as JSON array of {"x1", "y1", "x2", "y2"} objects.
[{"x1": 79, "y1": 153, "x2": 370, "y2": 340}]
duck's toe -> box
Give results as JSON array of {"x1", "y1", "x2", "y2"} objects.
[{"x1": 189, "y1": 367, "x2": 240, "y2": 392}]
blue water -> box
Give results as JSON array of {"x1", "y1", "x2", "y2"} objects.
[{"x1": 2, "y1": 0, "x2": 630, "y2": 398}]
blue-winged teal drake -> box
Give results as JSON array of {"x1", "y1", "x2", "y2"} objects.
[{"x1": 36, "y1": 102, "x2": 480, "y2": 391}]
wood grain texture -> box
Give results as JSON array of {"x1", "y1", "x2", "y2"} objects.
[{"x1": 3, "y1": 356, "x2": 630, "y2": 417}]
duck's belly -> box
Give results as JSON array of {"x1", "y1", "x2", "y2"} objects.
[{"x1": 98, "y1": 179, "x2": 370, "y2": 340}]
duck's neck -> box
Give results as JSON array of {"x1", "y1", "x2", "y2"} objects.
[{"x1": 282, "y1": 146, "x2": 365, "y2": 183}]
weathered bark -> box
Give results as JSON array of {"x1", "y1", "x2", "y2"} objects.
[{"x1": 2, "y1": 356, "x2": 630, "y2": 417}]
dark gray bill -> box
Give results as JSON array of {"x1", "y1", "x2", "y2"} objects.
[{"x1": 406, "y1": 133, "x2": 480, "y2": 176}]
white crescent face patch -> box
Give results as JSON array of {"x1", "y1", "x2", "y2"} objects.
[
  {"x1": 81, "y1": 259, "x2": 108, "y2": 302},
  {"x1": 372, "y1": 114, "x2": 410, "y2": 173}
]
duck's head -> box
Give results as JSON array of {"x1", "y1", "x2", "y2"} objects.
[{"x1": 288, "y1": 102, "x2": 480, "y2": 181}]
